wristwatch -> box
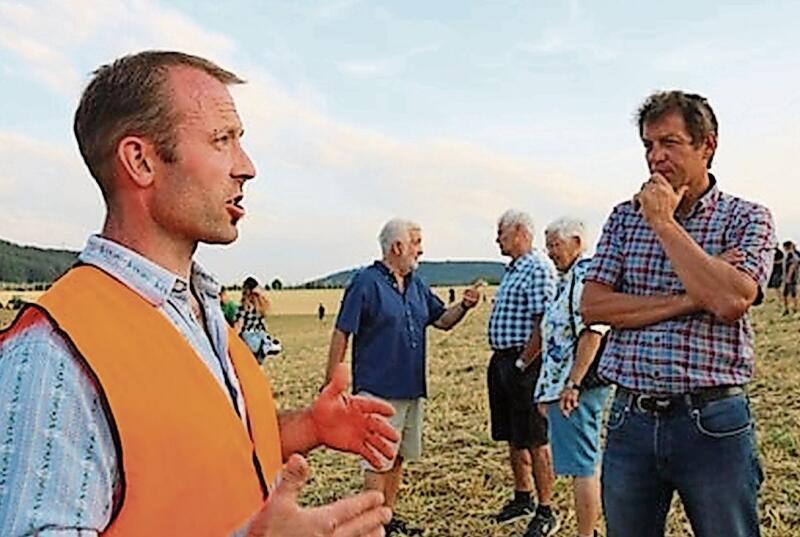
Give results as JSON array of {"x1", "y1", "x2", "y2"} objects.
[{"x1": 564, "y1": 379, "x2": 582, "y2": 392}]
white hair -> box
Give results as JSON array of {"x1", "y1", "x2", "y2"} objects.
[
  {"x1": 379, "y1": 218, "x2": 421, "y2": 255},
  {"x1": 498, "y1": 209, "x2": 534, "y2": 236},
  {"x1": 545, "y1": 217, "x2": 588, "y2": 253}
]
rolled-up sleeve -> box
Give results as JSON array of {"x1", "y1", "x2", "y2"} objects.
[
  {"x1": 586, "y1": 204, "x2": 626, "y2": 289},
  {"x1": 732, "y1": 202, "x2": 776, "y2": 288}
]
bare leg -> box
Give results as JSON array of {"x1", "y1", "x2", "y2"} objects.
[
  {"x1": 530, "y1": 444, "x2": 555, "y2": 506},
  {"x1": 365, "y1": 456, "x2": 404, "y2": 509},
  {"x1": 573, "y1": 471, "x2": 602, "y2": 536},
  {"x1": 510, "y1": 445, "x2": 533, "y2": 492}
]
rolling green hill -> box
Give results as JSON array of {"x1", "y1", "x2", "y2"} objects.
[
  {"x1": 0, "y1": 239, "x2": 78, "y2": 284},
  {"x1": 301, "y1": 260, "x2": 506, "y2": 288}
]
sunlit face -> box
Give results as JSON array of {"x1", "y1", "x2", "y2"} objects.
[
  {"x1": 642, "y1": 111, "x2": 714, "y2": 191},
  {"x1": 545, "y1": 232, "x2": 582, "y2": 272},
  {"x1": 149, "y1": 66, "x2": 256, "y2": 247},
  {"x1": 496, "y1": 224, "x2": 517, "y2": 257},
  {"x1": 395, "y1": 229, "x2": 423, "y2": 275}
]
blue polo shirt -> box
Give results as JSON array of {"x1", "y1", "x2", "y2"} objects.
[{"x1": 336, "y1": 261, "x2": 446, "y2": 399}]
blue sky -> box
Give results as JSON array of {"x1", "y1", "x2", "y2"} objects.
[{"x1": 1, "y1": 0, "x2": 798, "y2": 284}]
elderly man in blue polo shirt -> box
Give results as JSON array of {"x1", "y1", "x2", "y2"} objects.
[{"x1": 325, "y1": 218, "x2": 481, "y2": 536}]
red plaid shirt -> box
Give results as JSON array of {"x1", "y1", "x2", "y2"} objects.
[{"x1": 586, "y1": 177, "x2": 775, "y2": 394}]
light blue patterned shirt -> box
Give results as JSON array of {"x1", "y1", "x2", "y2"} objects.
[
  {"x1": 0, "y1": 235, "x2": 247, "y2": 536},
  {"x1": 534, "y1": 258, "x2": 609, "y2": 403}
]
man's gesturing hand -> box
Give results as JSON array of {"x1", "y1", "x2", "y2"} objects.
[
  {"x1": 461, "y1": 281, "x2": 484, "y2": 309},
  {"x1": 247, "y1": 454, "x2": 391, "y2": 537},
  {"x1": 312, "y1": 364, "x2": 400, "y2": 469}
]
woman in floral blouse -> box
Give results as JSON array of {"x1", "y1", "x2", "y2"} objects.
[{"x1": 533, "y1": 217, "x2": 611, "y2": 537}]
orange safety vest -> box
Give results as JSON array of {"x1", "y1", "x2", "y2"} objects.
[{"x1": 9, "y1": 265, "x2": 283, "y2": 536}]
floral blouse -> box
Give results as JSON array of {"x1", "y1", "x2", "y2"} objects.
[{"x1": 534, "y1": 257, "x2": 608, "y2": 403}]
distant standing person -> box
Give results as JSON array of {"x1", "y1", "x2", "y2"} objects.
[
  {"x1": 325, "y1": 218, "x2": 482, "y2": 536},
  {"x1": 448, "y1": 288, "x2": 456, "y2": 304},
  {"x1": 767, "y1": 245, "x2": 784, "y2": 300},
  {"x1": 581, "y1": 90, "x2": 775, "y2": 537},
  {"x1": 784, "y1": 240, "x2": 798, "y2": 315},
  {"x1": 318, "y1": 302, "x2": 326, "y2": 322},
  {"x1": 487, "y1": 209, "x2": 559, "y2": 537},
  {"x1": 235, "y1": 276, "x2": 281, "y2": 362},
  {"x1": 219, "y1": 288, "x2": 238, "y2": 326}
]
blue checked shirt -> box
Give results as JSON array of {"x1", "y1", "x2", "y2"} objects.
[
  {"x1": 488, "y1": 250, "x2": 556, "y2": 350},
  {"x1": 0, "y1": 236, "x2": 248, "y2": 536},
  {"x1": 586, "y1": 177, "x2": 776, "y2": 394}
]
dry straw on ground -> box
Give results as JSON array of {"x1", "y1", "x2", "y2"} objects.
[{"x1": 1, "y1": 290, "x2": 797, "y2": 535}]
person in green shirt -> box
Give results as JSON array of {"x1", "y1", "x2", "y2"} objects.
[{"x1": 220, "y1": 288, "x2": 238, "y2": 326}]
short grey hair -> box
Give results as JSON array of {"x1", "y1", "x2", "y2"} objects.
[
  {"x1": 545, "y1": 217, "x2": 588, "y2": 253},
  {"x1": 379, "y1": 218, "x2": 421, "y2": 255},
  {"x1": 498, "y1": 209, "x2": 534, "y2": 236}
]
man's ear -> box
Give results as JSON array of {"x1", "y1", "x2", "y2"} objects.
[
  {"x1": 702, "y1": 133, "x2": 717, "y2": 163},
  {"x1": 391, "y1": 241, "x2": 403, "y2": 256},
  {"x1": 117, "y1": 136, "x2": 157, "y2": 188}
]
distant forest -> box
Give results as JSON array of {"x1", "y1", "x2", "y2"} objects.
[
  {"x1": 0, "y1": 239, "x2": 78, "y2": 285},
  {"x1": 0, "y1": 238, "x2": 505, "y2": 289}
]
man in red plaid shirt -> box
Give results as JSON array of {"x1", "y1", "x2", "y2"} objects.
[{"x1": 582, "y1": 91, "x2": 775, "y2": 537}]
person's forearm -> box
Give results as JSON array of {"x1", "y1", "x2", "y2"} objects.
[
  {"x1": 277, "y1": 408, "x2": 318, "y2": 461},
  {"x1": 568, "y1": 331, "x2": 603, "y2": 384},
  {"x1": 325, "y1": 329, "x2": 348, "y2": 383},
  {"x1": 581, "y1": 282, "x2": 699, "y2": 329},
  {"x1": 433, "y1": 302, "x2": 468, "y2": 330},
  {"x1": 518, "y1": 317, "x2": 542, "y2": 366},
  {"x1": 653, "y1": 220, "x2": 757, "y2": 322}
]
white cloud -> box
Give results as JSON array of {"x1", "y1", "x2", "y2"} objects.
[
  {"x1": 518, "y1": 2, "x2": 617, "y2": 62},
  {"x1": 4, "y1": 1, "x2": 795, "y2": 285},
  {"x1": 0, "y1": 131, "x2": 103, "y2": 248},
  {"x1": 0, "y1": 0, "x2": 238, "y2": 98},
  {"x1": 337, "y1": 44, "x2": 439, "y2": 77},
  {"x1": 0, "y1": 0, "x2": 615, "y2": 282}
]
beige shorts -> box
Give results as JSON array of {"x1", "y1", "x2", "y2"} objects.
[{"x1": 357, "y1": 392, "x2": 425, "y2": 472}]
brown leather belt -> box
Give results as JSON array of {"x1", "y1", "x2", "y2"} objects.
[{"x1": 617, "y1": 385, "x2": 745, "y2": 413}]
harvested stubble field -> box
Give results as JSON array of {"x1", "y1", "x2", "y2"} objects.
[{"x1": 0, "y1": 290, "x2": 798, "y2": 536}]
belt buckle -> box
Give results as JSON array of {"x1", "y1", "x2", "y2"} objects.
[{"x1": 635, "y1": 395, "x2": 672, "y2": 413}]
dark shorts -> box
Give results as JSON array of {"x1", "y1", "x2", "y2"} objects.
[
  {"x1": 487, "y1": 348, "x2": 549, "y2": 448},
  {"x1": 784, "y1": 282, "x2": 797, "y2": 297},
  {"x1": 768, "y1": 269, "x2": 783, "y2": 289}
]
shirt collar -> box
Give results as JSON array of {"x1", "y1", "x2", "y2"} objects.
[
  {"x1": 507, "y1": 251, "x2": 534, "y2": 272},
  {"x1": 78, "y1": 235, "x2": 220, "y2": 307},
  {"x1": 373, "y1": 260, "x2": 412, "y2": 288},
  {"x1": 683, "y1": 173, "x2": 721, "y2": 220},
  {"x1": 560, "y1": 255, "x2": 589, "y2": 277}
]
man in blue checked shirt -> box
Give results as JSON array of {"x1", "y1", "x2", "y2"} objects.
[
  {"x1": 325, "y1": 218, "x2": 482, "y2": 536},
  {"x1": 582, "y1": 91, "x2": 775, "y2": 537},
  {"x1": 486, "y1": 209, "x2": 559, "y2": 537}
]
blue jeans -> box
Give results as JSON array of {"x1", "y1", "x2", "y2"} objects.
[{"x1": 602, "y1": 391, "x2": 763, "y2": 537}]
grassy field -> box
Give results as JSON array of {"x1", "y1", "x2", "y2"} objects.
[{"x1": 0, "y1": 291, "x2": 798, "y2": 535}]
